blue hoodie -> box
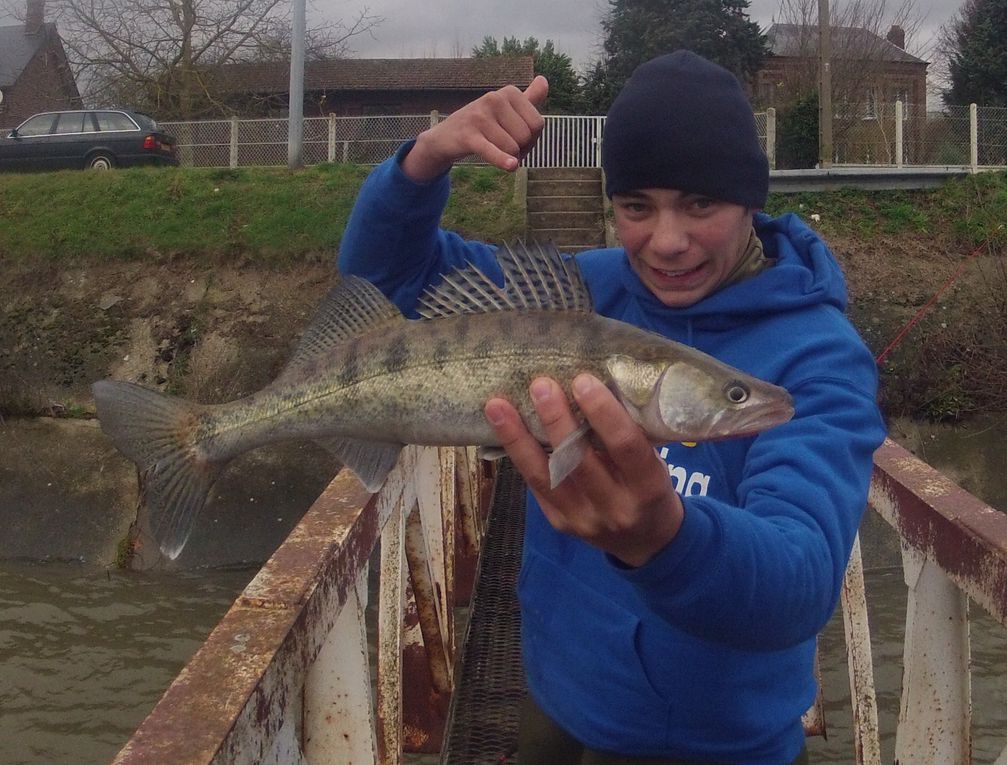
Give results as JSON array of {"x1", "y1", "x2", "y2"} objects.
[{"x1": 338, "y1": 148, "x2": 887, "y2": 763}]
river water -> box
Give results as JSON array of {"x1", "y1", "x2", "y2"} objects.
[
  {"x1": 0, "y1": 563, "x2": 255, "y2": 765},
  {"x1": 1, "y1": 416, "x2": 1005, "y2": 764}
]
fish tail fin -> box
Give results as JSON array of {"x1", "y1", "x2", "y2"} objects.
[{"x1": 92, "y1": 380, "x2": 222, "y2": 560}]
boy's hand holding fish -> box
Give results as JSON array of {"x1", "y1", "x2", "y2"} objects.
[
  {"x1": 401, "y1": 75, "x2": 549, "y2": 181},
  {"x1": 486, "y1": 374, "x2": 684, "y2": 568}
]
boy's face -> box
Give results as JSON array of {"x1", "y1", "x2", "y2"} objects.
[{"x1": 612, "y1": 188, "x2": 755, "y2": 308}]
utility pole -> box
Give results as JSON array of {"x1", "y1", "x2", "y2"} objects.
[
  {"x1": 287, "y1": 0, "x2": 306, "y2": 169},
  {"x1": 818, "y1": 0, "x2": 833, "y2": 168}
]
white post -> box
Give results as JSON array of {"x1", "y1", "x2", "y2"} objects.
[
  {"x1": 287, "y1": 0, "x2": 306, "y2": 169},
  {"x1": 841, "y1": 535, "x2": 882, "y2": 764},
  {"x1": 229, "y1": 116, "x2": 239, "y2": 169},
  {"x1": 595, "y1": 116, "x2": 604, "y2": 168},
  {"x1": 894, "y1": 546, "x2": 972, "y2": 764},
  {"x1": 303, "y1": 572, "x2": 377, "y2": 762},
  {"x1": 327, "y1": 113, "x2": 337, "y2": 163},
  {"x1": 766, "y1": 107, "x2": 777, "y2": 170},
  {"x1": 895, "y1": 101, "x2": 904, "y2": 168},
  {"x1": 970, "y1": 102, "x2": 979, "y2": 172}
]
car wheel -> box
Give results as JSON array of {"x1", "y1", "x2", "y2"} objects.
[{"x1": 87, "y1": 153, "x2": 115, "y2": 170}]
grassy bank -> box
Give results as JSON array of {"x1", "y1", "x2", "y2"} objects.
[
  {"x1": 0, "y1": 162, "x2": 525, "y2": 263},
  {"x1": 3, "y1": 163, "x2": 1007, "y2": 260}
]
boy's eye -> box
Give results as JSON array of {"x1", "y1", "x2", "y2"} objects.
[{"x1": 615, "y1": 200, "x2": 647, "y2": 215}]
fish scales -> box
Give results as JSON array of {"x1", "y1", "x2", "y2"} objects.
[{"x1": 211, "y1": 310, "x2": 634, "y2": 453}]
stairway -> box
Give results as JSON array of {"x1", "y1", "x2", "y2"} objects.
[{"x1": 525, "y1": 167, "x2": 607, "y2": 253}]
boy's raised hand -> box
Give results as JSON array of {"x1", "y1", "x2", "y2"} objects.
[{"x1": 401, "y1": 76, "x2": 549, "y2": 182}]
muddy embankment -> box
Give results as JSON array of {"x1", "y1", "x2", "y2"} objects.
[
  {"x1": 1, "y1": 258, "x2": 343, "y2": 569},
  {"x1": 1, "y1": 233, "x2": 1002, "y2": 569}
]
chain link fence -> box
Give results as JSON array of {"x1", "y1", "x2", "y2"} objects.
[{"x1": 159, "y1": 108, "x2": 1007, "y2": 171}]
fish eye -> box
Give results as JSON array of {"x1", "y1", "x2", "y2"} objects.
[{"x1": 724, "y1": 381, "x2": 750, "y2": 404}]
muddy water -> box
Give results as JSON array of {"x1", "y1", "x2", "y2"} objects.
[
  {"x1": 0, "y1": 562, "x2": 254, "y2": 765},
  {"x1": 0, "y1": 415, "x2": 1005, "y2": 763}
]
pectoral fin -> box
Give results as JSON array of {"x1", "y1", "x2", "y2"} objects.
[
  {"x1": 316, "y1": 437, "x2": 403, "y2": 492},
  {"x1": 547, "y1": 421, "x2": 592, "y2": 488}
]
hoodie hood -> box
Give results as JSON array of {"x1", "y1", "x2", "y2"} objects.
[{"x1": 614, "y1": 212, "x2": 848, "y2": 332}]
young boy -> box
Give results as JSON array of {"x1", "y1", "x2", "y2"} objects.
[{"x1": 338, "y1": 50, "x2": 886, "y2": 764}]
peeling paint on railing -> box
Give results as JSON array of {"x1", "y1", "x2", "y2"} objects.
[
  {"x1": 111, "y1": 445, "x2": 491, "y2": 765},
  {"x1": 112, "y1": 437, "x2": 1007, "y2": 765},
  {"x1": 865, "y1": 438, "x2": 1007, "y2": 765}
]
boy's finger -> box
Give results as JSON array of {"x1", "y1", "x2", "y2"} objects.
[
  {"x1": 484, "y1": 397, "x2": 552, "y2": 488},
  {"x1": 527, "y1": 377, "x2": 581, "y2": 448},
  {"x1": 571, "y1": 374, "x2": 668, "y2": 491}
]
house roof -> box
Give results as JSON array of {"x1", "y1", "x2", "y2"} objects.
[
  {"x1": 210, "y1": 56, "x2": 536, "y2": 95},
  {"x1": 0, "y1": 21, "x2": 56, "y2": 88},
  {"x1": 766, "y1": 23, "x2": 927, "y2": 65}
]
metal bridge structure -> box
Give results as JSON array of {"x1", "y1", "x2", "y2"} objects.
[{"x1": 109, "y1": 439, "x2": 1007, "y2": 765}]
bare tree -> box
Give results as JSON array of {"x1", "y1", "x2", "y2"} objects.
[
  {"x1": 769, "y1": 0, "x2": 924, "y2": 109},
  {"x1": 3, "y1": 0, "x2": 381, "y2": 118}
]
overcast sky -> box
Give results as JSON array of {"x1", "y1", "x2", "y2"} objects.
[
  {"x1": 320, "y1": 0, "x2": 962, "y2": 69},
  {"x1": 0, "y1": 0, "x2": 964, "y2": 73}
]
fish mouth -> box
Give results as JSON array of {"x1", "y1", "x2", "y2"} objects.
[{"x1": 700, "y1": 398, "x2": 796, "y2": 440}]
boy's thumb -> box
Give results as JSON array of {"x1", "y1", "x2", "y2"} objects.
[{"x1": 524, "y1": 75, "x2": 549, "y2": 106}]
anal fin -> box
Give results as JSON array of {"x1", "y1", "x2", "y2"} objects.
[
  {"x1": 477, "y1": 445, "x2": 508, "y2": 462},
  {"x1": 317, "y1": 437, "x2": 404, "y2": 492}
]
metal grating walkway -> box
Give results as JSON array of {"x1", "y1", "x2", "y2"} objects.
[{"x1": 442, "y1": 462, "x2": 527, "y2": 764}]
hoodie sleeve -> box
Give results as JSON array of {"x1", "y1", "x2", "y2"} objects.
[
  {"x1": 337, "y1": 142, "x2": 499, "y2": 315},
  {"x1": 615, "y1": 324, "x2": 886, "y2": 652}
]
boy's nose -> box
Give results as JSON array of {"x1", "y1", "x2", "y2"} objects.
[{"x1": 650, "y1": 212, "x2": 689, "y2": 255}]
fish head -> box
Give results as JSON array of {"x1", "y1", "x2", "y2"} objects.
[{"x1": 609, "y1": 354, "x2": 794, "y2": 442}]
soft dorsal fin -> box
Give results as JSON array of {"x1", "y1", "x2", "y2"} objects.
[
  {"x1": 277, "y1": 275, "x2": 403, "y2": 382},
  {"x1": 417, "y1": 240, "x2": 593, "y2": 319}
]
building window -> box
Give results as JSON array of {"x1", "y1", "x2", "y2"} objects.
[{"x1": 864, "y1": 89, "x2": 878, "y2": 120}]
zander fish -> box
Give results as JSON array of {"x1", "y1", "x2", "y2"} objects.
[{"x1": 92, "y1": 242, "x2": 794, "y2": 559}]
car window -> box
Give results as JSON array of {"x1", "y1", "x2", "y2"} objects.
[
  {"x1": 95, "y1": 112, "x2": 138, "y2": 132},
  {"x1": 17, "y1": 114, "x2": 56, "y2": 136},
  {"x1": 131, "y1": 113, "x2": 157, "y2": 130},
  {"x1": 54, "y1": 113, "x2": 86, "y2": 134}
]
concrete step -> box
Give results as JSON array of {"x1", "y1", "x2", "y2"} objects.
[
  {"x1": 528, "y1": 178, "x2": 602, "y2": 198},
  {"x1": 527, "y1": 194, "x2": 602, "y2": 213},
  {"x1": 526, "y1": 227, "x2": 606, "y2": 249},
  {"x1": 528, "y1": 210, "x2": 604, "y2": 230},
  {"x1": 527, "y1": 167, "x2": 602, "y2": 181}
]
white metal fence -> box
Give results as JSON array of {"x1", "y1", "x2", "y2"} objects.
[{"x1": 159, "y1": 105, "x2": 1007, "y2": 171}]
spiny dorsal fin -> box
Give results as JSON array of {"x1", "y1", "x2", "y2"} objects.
[
  {"x1": 278, "y1": 275, "x2": 403, "y2": 381},
  {"x1": 417, "y1": 240, "x2": 593, "y2": 319}
]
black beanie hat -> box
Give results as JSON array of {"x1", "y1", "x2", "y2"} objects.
[{"x1": 602, "y1": 50, "x2": 769, "y2": 208}]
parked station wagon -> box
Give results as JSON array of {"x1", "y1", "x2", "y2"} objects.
[{"x1": 0, "y1": 109, "x2": 178, "y2": 171}]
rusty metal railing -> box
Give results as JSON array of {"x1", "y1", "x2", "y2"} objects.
[
  {"x1": 110, "y1": 445, "x2": 492, "y2": 764},
  {"x1": 110, "y1": 437, "x2": 1007, "y2": 764},
  {"x1": 837, "y1": 437, "x2": 1007, "y2": 764}
]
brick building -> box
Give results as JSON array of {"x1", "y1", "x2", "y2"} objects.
[
  {"x1": 757, "y1": 23, "x2": 927, "y2": 110},
  {"x1": 756, "y1": 23, "x2": 928, "y2": 164},
  {"x1": 0, "y1": 0, "x2": 80, "y2": 129},
  {"x1": 207, "y1": 56, "x2": 535, "y2": 117}
]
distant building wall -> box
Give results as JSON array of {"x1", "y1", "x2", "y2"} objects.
[{"x1": 1, "y1": 36, "x2": 80, "y2": 127}]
